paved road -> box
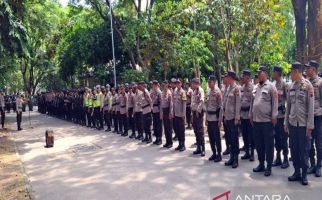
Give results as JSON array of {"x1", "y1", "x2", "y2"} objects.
[{"x1": 5, "y1": 109, "x2": 322, "y2": 200}]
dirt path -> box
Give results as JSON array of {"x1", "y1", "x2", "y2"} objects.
[{"x1": 0, "y1": 129, "x2": 31, "y2": 200}]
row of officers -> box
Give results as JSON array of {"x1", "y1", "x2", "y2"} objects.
[{"x1": 38, "y1": 60, "x2": 322, "y2": 186}]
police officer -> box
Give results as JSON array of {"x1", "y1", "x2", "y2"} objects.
[
  {"x1": 221, "y1": 73, "x2": 230, "y2": 156},
  {"x1": 170, "y1": 78, "x2": 178, "y2": 141},
  {"x1": 206, "y1": 75, "x2": 223, "y2": 162},
  {"x1": 305, "y1": 60, "x2": 322, "y2": 177},
  {"x1": 116, "y1": 86, "x2": 122, "y2": 134},
  {"x1": 161, "y1": 81, "x2": 174, "y2": 148},
  {"x1": 285, "y1": 62, "x2": 314, "y2": 185},
  {"x1": 191, "y1": 78, "x2": 206, "y2": 157},
  {"x1": 250, "y1": 66, "x2": 278, "y2": 176},
  {"x1": 151, "y1": 81, "x2": 162, "y2": 145},
  {"x1": 223, "y1": 71, "x2": 241, "y2": 168},
  {"x1": 139, "y1": 81, "x2": 153, "y2": 143},
  {"x1": 240, "y1": 70, "x2": 255, "y2": 161},
  {"x1": 272, "y1": 66, "x2": 289, "y2": 169},
  {"x1": 128, "y1": 83, "x2": 137, "y2": 138},
  {"x1": 0, "y1": 90, "x2": 5, "y2": 129},
  {"x1": 119, "y1": 85, "x2": 129, "y2": 136},
  {"x1": 111, "y1": 87, "x2": 119, "y2": 133},
  {"x1": 134, "y1": 82, "x2": 144, "y2": 140},
  {"x1": 103, "y1": 85, "x2": 112, "y2": 132},
  {"x1": 184, "y1": 82, "x2": 193, "y2": 130},
  {"x1": 173, "y1": 79, "x2": 187, "y2": 151},
  {"x1": 16, "y1": 93, "x2": 24, "y2": 131}
]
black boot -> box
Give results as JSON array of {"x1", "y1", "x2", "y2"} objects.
[
  {"x1": 288, "y1": 168, "x2": 301, "y2": 182},
  {"x1": 272, "y1": 153, "x2": 282, "y2": 167},
  {"x1": 301, "y1": 168, "x2": 308, "y2": 185},
  {"x1": 264, "y1": 166, "x2": 272, "y2": 176},
  {"x1": 146, "y1": 134, "x2": 152, "y2": 144},
  {"x1": 241, "y1": 151, "x2": 250, "y2": 160},
  {"x1": 307, "y1": 165, "x2": 316, "y2": 174},
  {"x1": 208, "y1": 154, "x2": 216, "y2": 161},
  {"x1": 253, "y1": 163, "x2": 265, "y2": 172},
  {"x1": 129, "y1": 133, "x2": 136, "y2": 139},
  {"x1": 223, "y1": 148, "x2": 230, "y2": 155},
  {"x1": 214, "y1": 154, "x2": 222, "y2": 162},
  {"x1": 315, "y1": 166, "x2": 321, "y2": 177},
  {"x1": 249, "y1": 149, "x2": 254, "y2": 162},
  {"x1": 225, "y1": 153, "x2": 234, "y2": 166},
  {"x1": 175, "y1": 142, "x2": 182, "y2": 151},
  {"x1": 232, "y1": 155, "x2": 238, "y2": 168},
  {"x1": 153, "y1": 138, "x2": 159, "y2": 145},
  {"x1": 156, "y1": 139, "x2": 162, "y2": 145},
  {"x1": 179, "y1": 142, "x2": 186, "y2": 152},
  {"x1": 193, "y1": 145, "x2": 201, "y2": 155},
  {"x1": 281, "y1": 158, "x2": 289, "y2": 169},
  {"x1": 200, "y1": 144, "x2": 206, "y2": 157}
]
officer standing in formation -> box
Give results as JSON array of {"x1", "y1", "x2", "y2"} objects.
[
  {"x1": 285, "y1": 62, "x2": 314, "y2": 185},
  {"x1": 151, "y1": 81, "x2": 162, "y2": 144},
  {"x1": 205, "y1": 75, "x2": 223, "y2": 162},
  {"x1": 0, "y1": 90, "x2": 5, "y2": 129},
  {"x1": 16, "y1": 93, "x2": 24, "y2": 131},
  {"x1": 240, "y1": 70, "x2": 255, "y2": 161},
  {"x1": 191, "y1": 78, "x2": 206, "y2": 157},
  {"x1": 251, "y1": 66, "x2": 278, "y2": 176},
  {"x1": 272, "y1": 66, "x2": 289, "y2": 169},
  {"x1": 223, "y1": 71, "x2": 241, "y2": 168},
  {"x1": 305, "y1": 60, "x2": 322, "y2": 177},
  {"x1": 160, "y1": 81, "x2": 173, "y2": 148},
  {"x1": 173, "y1": 79, "x2": 187, "y2": 151}
]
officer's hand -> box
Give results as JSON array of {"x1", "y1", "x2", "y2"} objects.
[
  {"x1": 205, "y1": 120, "x2": 208, "y2": 126},
  {"x1": 234, "y1": 119, "x2": 239, "y2": 126},
  {"x1": 306, "y1": 129, "x2": 312, "y2": 137},
  {"x1": 218, "y1": 122, "x2": 222, "y2": 128},
  {"x1": 160, "y1": 113, "x2": 163, "y2": 120},
  {"x1": 169, "y1": 113, "x2": 173, "y2": 119},
  {"x1": 272, "y1": 118, "x2": 277, "y2": 126},
  {"x1": 284, "y1": 125, "x2": 288, "y2": 133},
  {"x1": 250, "y1": 118, "x2": 253, "y2": 126}
]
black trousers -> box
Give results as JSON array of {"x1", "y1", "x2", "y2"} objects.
[
  {"x1": 309, "y1": 116, "x2": 322, "y2": 167},
  {"x1": 241, "y1": 118, "x2": 254, "y2": 151},
  {"x1": 135, "y1": 112, "x2": 143, "y2": 136},
  {"x1": 87, "y1": 108, "x2": 94, "y2": 127},
  {"x1": 143, "y1": 112, "x2": 152, "y2": 137},
  {"x1": 186, "y1": 106, "x2": 192, "y2": 127},
  {"x1": 173, "y1": 116, "x2": 185, "y2": 143},
  {"x1": 0, "y1": 107, "x2": 5, "y2": 128},
  {"x1": 192, "y1": 111, "x2": 204, "y2": 145},
  {"x1": 117, "y1": 111, "x2": 123, "y2": 132},
  {"x1": 274, "y1": 118, "x2": 289, "y2": 157},
  {"x1": 94, "y1": 107, "x2": 103, "y2": 129},
  {"x1": 153, "y1": 112, "x2": 162, "y2": 138},
  {"x1": 163, "y1": 108, "x2": 173, "y2": 145},
  {"x1": 120, "y1": 113, "x2": 128, "y2": 133},
  {"x1": 128, "y1": 108, "x2": 135, "y2": 134},
  {"x1": 113, "y1": 111, "x2": 118, "y2": 131},
  {"x1": 208, "y1": 121, "x2": 222, "y2": 156},
  {"x1": 253, "y1": 122, "x2": 274, "y2": 167},
  {"x1": 223, "y1": 118, "x2": 230, "y2": 149},
  {"x1": 225, "y1": 119, "x2": 239, "y2": 155},
  {"x1": 104, "y1": 110, "x2": 111, "y2": 129},
  {"x1": 16, "y1": 111, "x2": 22, "y2": 129},
  {"x1": 289, "y1": 125, "x2": 311, "y2": 170}
]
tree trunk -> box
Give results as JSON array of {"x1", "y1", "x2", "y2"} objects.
[
  {"x1": 307, "y1": 0, "x2": 322, "y2": 62},
  {"x1": 292, "y1": 0, "x2": 308, "y2": 63}
]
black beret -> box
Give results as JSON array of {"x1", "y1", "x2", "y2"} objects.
[
  {"x1": 138, "y1": 81, "x2": 145, "y2": 85},
  {"x1": 162, "y1": 80, "x2": 169, "y2": 84},
  {"x1": 221, "y1": 72, "x2": 228, "y2": 78},
  {"x1": 305, "y1": 60, "x2": 320, "y2": 69},
  {"x1": 273, "y1": 66, "x2": 282, "y2": 73},
  {"x1": 227, "y1": 70, "x2": 236, "y2": 79},
  {"x1": 242, "y1": 70, "x2": 251, "y2": 76},
  {"x1": 191, "y1": 78, "x2": 200, "y2": 84},
  {"x1": 208, "y1": 75, "x2": 216, "y2": 81},
  {"x1": 152, "y1": 80, "x2": 159, "y2": 84},
  {"x1": 257, "y1": 65, "x2": 268, "y2": 73},
  {"x1": 291, "y1": 62, "x2": 303, "y2": 71}
]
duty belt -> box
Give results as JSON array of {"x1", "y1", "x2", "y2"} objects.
[
  {"x1": 278, "y1": 105, "x2": 286, "y2": 114},
  {"x1": 241, "y1": 106, "x2": 250, "y2": 111},
  {"x1": 142, "y1": 104, "x2": 150, "y2": 109},
  {"x1": 153, "y1": 104, "x2": 159, "y2": 107},
  {"x1": 207, "y1": 108, "x2": 220, "y2": 117},
  {"x1": 120, "y1": 105, "x2": 126, "y2": 108}
]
